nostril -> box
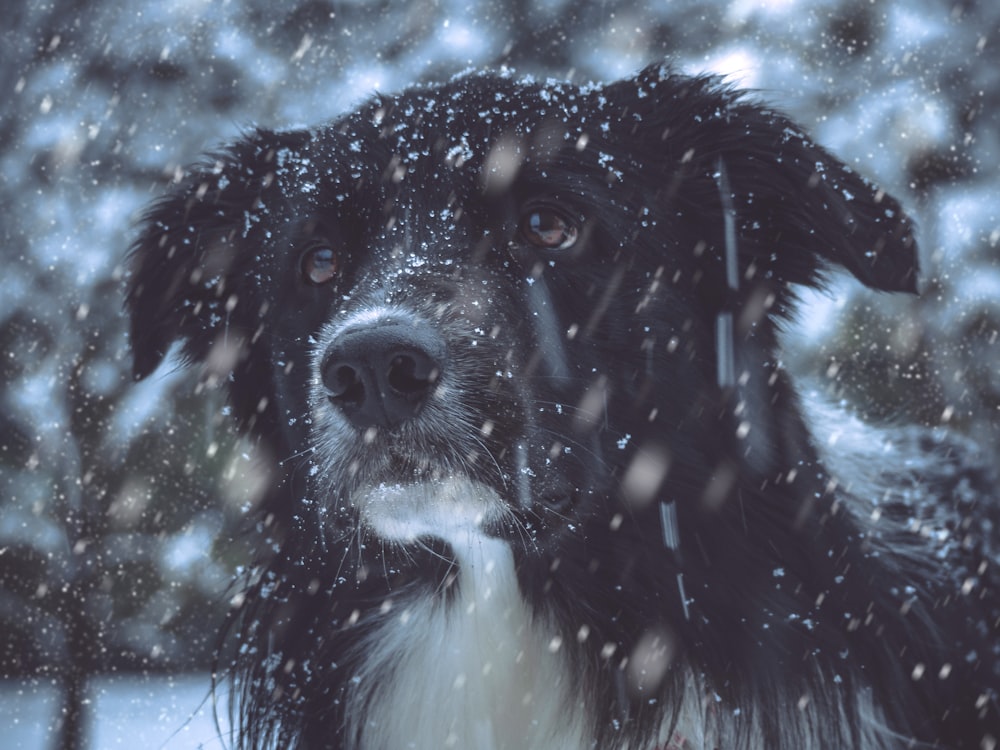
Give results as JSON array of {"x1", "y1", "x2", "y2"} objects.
[{"x1": 325, "y1": 363, "x2": 366, "y2": 404}]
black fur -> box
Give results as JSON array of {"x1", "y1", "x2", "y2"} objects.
[{"x1": 126, "y1": 65, "x2": 998, "y2": 748}]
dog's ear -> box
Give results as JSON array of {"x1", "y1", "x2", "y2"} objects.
[
  {"x1": 719, "y1": 102, "x2": 919, "y2": 295},
  {"x1": 612, "y1": 66, "x2": 919, "y2": 296},
  {"x1": 125, "y1": 129, "x2": 308, "y2": 380}
]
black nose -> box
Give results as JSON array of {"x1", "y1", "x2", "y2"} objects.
[{"x1": 321, "y1": 321, "x2": 445, "y2": 429}]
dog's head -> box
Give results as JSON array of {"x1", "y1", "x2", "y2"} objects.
[{"x1": 126, "y1": 65, "x2": 917, "y2": 542}]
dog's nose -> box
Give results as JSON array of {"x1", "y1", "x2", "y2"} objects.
[{"x1": 321, "y1": 322, "x2": 445, "y2": 429}]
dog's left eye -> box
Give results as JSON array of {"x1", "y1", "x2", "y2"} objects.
[
  {"x1": 520, "y1": 208, "x2": 579, "y2": 251},
  {"x1": 300, "y1": 244, "x2": 340, "y2": 286}
]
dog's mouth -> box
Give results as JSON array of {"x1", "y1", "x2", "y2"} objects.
[
  {"x1": 310, "y1": 422, "x2": 588, "y2": 543},
  {"x1": 351, "y1": 477, "x2": 511, "y2": 544},
  {"x1": 332, "y1": 427, "x2": 494, "y2": 483}
]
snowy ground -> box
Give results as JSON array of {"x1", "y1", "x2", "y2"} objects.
[{"x1": 1, "y1": 675, "x2": 225, "y2": 750}]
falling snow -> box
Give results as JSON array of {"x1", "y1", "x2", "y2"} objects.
[{"x1": 1, "y1": 0, "x2": 999, "y2": 748}]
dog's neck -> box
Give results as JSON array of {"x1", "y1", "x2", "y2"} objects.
[{"x1": 344, "y1": 480, "x2": 590, "y2": 749}]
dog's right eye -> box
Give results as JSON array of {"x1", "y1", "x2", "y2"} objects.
[
  {"x1": 300, "y1": 244, "x2": 340, "y2": 286},
  {"x1": 520, "y1": 207, "x2": 579, "y2": 251}
]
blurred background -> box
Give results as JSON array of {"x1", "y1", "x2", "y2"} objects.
[{"x1": 1, "y1": 0, "x2": 998, "y2": 747}]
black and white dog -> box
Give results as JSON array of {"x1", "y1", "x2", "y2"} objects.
[{"x1": 126, "y1": 65, "x2": 998, "y2": 748}]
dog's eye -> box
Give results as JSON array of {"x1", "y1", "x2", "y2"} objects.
[
  {"x1": 300, "y1": 244, "x2": 340, "y2": 286},
  {"x1": 521, "y1": 208, "x2": 579, "y2": 251}
]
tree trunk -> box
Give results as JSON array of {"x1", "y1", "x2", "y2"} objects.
[{"x1": 55, "y1": 665, "x2": 89, "y2": 750}]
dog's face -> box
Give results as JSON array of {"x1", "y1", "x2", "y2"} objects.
[
  {"x1": 124, "y1": 68, "x2": 1000, "y2": 750},
  {"x1": 127, "y1": 65, "x2": 917, "y2": 549}
]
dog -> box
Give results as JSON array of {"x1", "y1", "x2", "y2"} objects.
[{"x1": 125, "y1": 64, "x2": 998, "y2": 748}]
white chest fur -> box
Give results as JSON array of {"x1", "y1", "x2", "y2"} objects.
[{"x1": 345, "y1": 481, "x2": 590, "y2": 750}]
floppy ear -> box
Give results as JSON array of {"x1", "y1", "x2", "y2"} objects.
[
  {"x1": 125, "y1": 128, "x2": 308, "y2": 380},
  {"x1": 716, "y1": 100, "x2": 919, "y2": 295},
  {"x1": 620, "y1": 66, "x2": 919, "y2": 297}
]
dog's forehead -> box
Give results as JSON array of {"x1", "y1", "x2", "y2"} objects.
[
  {"x1": 255, "y1": 71, "x2": 674, "y2": 240},
  {"x1": 295, "y1": 74, "x2": 612, "y2": 187},
  {"x1": 368, "y1": 74, "x2": 593, "y2": 152}
]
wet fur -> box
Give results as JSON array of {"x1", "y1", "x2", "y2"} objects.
[{"x1": 126, "y1": 65, "x2": 998, "y2": 748}]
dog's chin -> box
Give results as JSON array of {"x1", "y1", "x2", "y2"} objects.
[{"x1": 351, "y1": 477, "x2": 510, "y2": 546}]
